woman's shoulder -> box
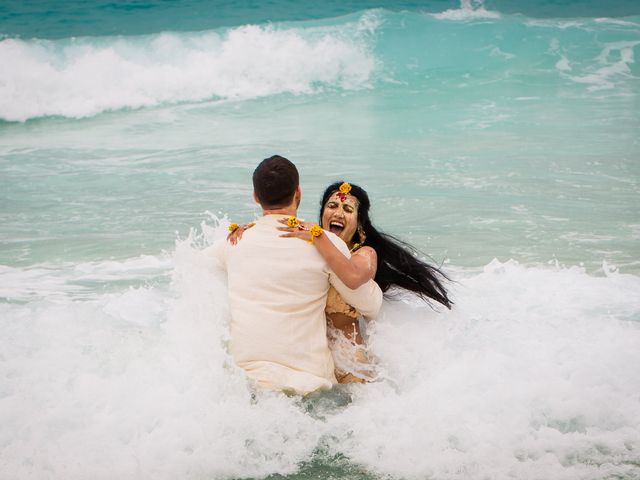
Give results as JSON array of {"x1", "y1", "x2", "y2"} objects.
[
  {"x1": 353, "y1": 246, "x2": 377, "y2": 270},
  {"x1": 354, "y1": 245, "x2": 376, "y2": 257}
]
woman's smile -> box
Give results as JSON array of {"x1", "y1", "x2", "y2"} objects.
[{"x1": 322, "y1": 192, "x2": 359, "y2": 245}]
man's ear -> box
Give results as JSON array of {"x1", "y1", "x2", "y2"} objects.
[
  {"x1": 294, "y1": 186, "x2": 302, "y2": 206},
  {"x1": 252, "y1": 191, "x2": 260, "y2": 204}
]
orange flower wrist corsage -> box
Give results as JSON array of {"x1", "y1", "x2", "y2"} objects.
[
  {"x1": 309, "y1": 224, "x2": 323, "y2": 244},
  {"x1": 228, "y1": 223, "x2": 239, "y2": 233}
]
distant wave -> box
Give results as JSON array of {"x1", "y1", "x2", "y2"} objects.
[
  {"x1": 2, "y1": 5, "x2": 638, "y2": 122},
  {"x1": 431, "y1": 0, "x2": 500, "y2": 21},
  {"x1": 0, "y1": 13, "x2": 380, "y2": 122}
]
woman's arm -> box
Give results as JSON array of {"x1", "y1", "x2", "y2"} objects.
[
  {"x1": 314, "y1": 236, "x2": 377, "y2": 289},
  {"x1": 278, "y1": 219, "x2": 377, "y2": 289}
]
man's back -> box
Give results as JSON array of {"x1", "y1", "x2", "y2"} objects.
[
  {"x1": 208, "y1": 214, "x2": 382, "y2": 395},
  {"x1": 226, "y1": 214, "x2": 335, "y2": 393}
]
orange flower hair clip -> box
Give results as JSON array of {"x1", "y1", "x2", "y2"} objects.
[{"x1": 337, "y1": 182, "x2": 352, "y2": 201}]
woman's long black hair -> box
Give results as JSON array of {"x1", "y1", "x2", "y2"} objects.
[{"x1": 320, "y1": 181, "x2": 452, "y2": 309}]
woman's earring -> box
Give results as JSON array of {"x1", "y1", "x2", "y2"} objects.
[{"x1": 357, "y1": 225, "x2": 366, "y2": 245}]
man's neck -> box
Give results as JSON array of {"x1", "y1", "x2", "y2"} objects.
[{"x1": 262, "y1": 206, "x2": 297, "y2": 217}]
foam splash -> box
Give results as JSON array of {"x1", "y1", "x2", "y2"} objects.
[
  {"x1": 0, "y1": 14, "x2": 379, "y2": 122},
  {"x1": 594, "y1": 18, "x2": 640, "y2": 27},
  {"x1": 432, "y1": 0, "x2": 500, "y2": 21},
  {"x1": 565, "y1": 41, "x2": 639, "y2": 92},
  {"x1": 2, "y1": 218, "x2": 640, "y2": 479},
  {"x1": 0, "y1": 255, "x2": 173, "y2": 301},
  {"x1": 547, "y1": 33, "x2": 639, "y2": 92},
  {"x1": 341, "y1": 258, "x2": 640, "y2": 479}
]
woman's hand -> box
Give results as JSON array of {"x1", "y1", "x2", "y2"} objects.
[
  {"x1": 276, "y1": 217, "x2": 318, "y2": 242},
  {"x1": 278, "y1": 217, "x2": 376, "y2": 289},
  {"x1": 227, "y1": 222, "x2": 255, "y2": 245}
]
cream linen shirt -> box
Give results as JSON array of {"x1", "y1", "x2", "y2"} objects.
[{"x1": 204, "y1": 214, "x2": 382, "y2": 395}]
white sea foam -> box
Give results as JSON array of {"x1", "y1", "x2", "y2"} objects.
[
  {"x1": 565, "y1": 41, "x2": 639, "y2": 91},
  {"x1": 555, "y1": 56, "x2": 572, "y2": 71},
  {"x1": 0, "y1": 14, "x2": 379, "y2": 122},
  {"x1": 1, "y1": 220, "x2": 639, "y2": 479},
  {"x1": 0, "y1": 264, "x2": 88, "y2": 300},
  {"x1": 526, "y1": 19, "x2": 587, "y2": 30},
  {"x1": 0, "y1": 255, "x2": 173, "y2": 301},
  {"x1": 594, "y1": 18, "x2": 640, "y2": 27},
  {"x1": 432, "y1": 0, "x2": 500, "y2": 21}
]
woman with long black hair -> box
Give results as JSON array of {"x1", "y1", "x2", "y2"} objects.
[{"x1": 278, "y1": 180, "x2": 451, "y2": 383}]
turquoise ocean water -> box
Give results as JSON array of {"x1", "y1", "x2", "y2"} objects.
[{"x1": 1, "y1": 1, "x2": 640, "y2": 479}]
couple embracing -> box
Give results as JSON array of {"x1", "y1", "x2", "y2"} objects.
[{"x1": 205, "y1": 155, "x2": 451, "y2": 395}]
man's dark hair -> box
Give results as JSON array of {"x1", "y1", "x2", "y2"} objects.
[{"x1": 252, "y1": 155, "x2": 299, "y2": 208}]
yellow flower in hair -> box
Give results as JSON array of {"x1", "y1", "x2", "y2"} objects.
[
  {"x1": 228, "y1": 223, "x2": 239, "y2": 233},
  {"x1": 339, "y1": 182, "x2": 352, "y2": 194},
  {"x1": 287, "y1": 216, "x2": 300, "y2": 228}
]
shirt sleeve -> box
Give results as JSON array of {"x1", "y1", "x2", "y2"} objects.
[
  {"x1": 325, "y1": 233, "x2": 383, "y2": 319},
  {"x1": 202, "y1": 239, "x2": 227, "y2": 270}
]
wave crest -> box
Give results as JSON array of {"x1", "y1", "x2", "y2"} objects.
[
  {"x1": 432, "y1": 0, "x2": 500, "y2": 21},
  {"x1": 0, "y1": 15, "x2": 379, "y2": 122}
]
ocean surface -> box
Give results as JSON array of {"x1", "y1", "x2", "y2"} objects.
[{"x1": 1, "y1": 1, "x2": 640, "y2": 479}]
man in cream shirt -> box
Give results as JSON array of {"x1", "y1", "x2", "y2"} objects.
[{"x1": 205, "y1": 155, "x2": 382, "y2": 395}]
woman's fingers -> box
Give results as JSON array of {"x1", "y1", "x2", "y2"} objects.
[
  {"x1": 277, "y1": 218, "x2": 311, "y2": 230},
  {"x1": 279, "y1": 231, "x2": 310, "y2": 239},
  {"x1": 276, "y1": 221, "x2": 313, "y2": 241}
]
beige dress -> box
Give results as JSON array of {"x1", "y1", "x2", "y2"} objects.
[{"x1": 325, "y1": 287, "x2": 377, "y2": 383}]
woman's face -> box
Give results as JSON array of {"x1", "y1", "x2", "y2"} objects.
[{"x1": 321, "y1": 192, "x2": 359, "y2": 245}]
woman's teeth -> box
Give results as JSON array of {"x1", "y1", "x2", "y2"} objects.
[{"x1": 329, "y1": 221, "x2": 344, "y2": 234}]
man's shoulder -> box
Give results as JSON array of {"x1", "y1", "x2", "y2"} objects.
[{"x1": 202, "y1": 238, "x2": 228, "y2": 268}]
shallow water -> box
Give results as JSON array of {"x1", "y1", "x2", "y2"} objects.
[
  {"x1": 1, "y1": 1, "x2": 640, "y2": 479},
  {"x1": 2, "y1": 226, "x2": 639, "y2": 479},
  {"x1": 2, "y1": 4, "x2": 639, "y2": 272}
]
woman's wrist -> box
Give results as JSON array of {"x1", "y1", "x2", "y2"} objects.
[{"x1": 309, "y1": 224, "x2": 323, "y2": 244}]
